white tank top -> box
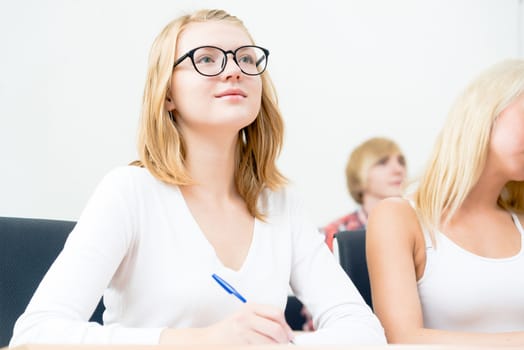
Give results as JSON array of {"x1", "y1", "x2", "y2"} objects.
[{"x1": 417, "y1": 213, "x2": 524, "y2": 332}]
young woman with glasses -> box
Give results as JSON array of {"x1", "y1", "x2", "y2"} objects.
[{"x1": 11, "y1": 9, "x2": 385, "y2": 346}]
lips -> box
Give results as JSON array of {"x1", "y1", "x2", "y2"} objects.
[{"x1": 215, "y1": 89, "x2": 247, "y2": 98}]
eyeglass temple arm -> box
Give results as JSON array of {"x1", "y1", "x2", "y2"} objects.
[
  {"x1": 256, "y1": 56, "x2": 265, "y2": 67},
  {"x1": 255, "y1": 48, "x2": 269, "y2": 67}
]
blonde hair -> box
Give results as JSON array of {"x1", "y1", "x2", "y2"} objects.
[
  {"x1": 132, "y1": 9, "x2": 286, "y2": 219},
  {"x1": 415, "y1": 59, "x2": 524, "y2": 237},
  {"x1": 346, "y1": 137, "x2": 405, "y2": 204}
]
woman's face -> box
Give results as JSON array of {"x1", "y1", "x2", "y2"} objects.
[
  {"x1": 488, "y1": 93, "x2": 524, "y2": 181},
  {"x1": 364, "y1": 153, "x2": 406, "y2": 200},
  {"x1": 168, "y1": 21, "x2": 263, "y2": 135}
]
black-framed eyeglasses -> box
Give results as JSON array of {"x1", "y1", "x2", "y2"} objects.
[{"x1": 172, "y1": 45, "x2": 269, "y2": 77}]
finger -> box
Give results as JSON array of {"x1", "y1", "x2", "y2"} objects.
[
  {"x1": 248, "y1": 304, "x2": 294, "y2": 340},
  {"x1": 245, "y1": 312, "x2": 291, "y2": 344},
  {"x1": 248, "y1": 303, "x2": 286, "y2": 324},
  {"x1": 244, "y1": 329, "x2": 277, "y2": 345}
]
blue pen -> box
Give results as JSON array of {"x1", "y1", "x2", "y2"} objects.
[{"x1": 212, "y1": 273, "x2": 247, "y2": 303}]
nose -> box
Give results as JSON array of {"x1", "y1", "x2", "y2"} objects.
[
  {"x1": 222, "y1": 52, "x2": 242, "y2": 79},
  {"x1": 391, "y1": 159, "x2": 406, "y2": 176}
]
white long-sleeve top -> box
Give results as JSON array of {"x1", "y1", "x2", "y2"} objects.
[{"x1": 10, "y1": 166, "x2": 385, "y2": 346}]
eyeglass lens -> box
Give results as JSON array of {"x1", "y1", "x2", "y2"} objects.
[{"x1": 193, "y1": 46, "x2": 267, "y2": 76}]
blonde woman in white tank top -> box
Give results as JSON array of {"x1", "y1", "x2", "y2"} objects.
[{"x1": 366, "y1": 59, "x2": 524, "y2": 346}]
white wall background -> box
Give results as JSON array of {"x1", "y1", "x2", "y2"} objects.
[{"x1": 0, "y1": 0, "x2": 522, "y2": 225}]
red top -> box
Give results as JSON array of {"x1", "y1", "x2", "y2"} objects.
[{"x1": 321, "y1": 209, "x2": 366, "y2": 251}]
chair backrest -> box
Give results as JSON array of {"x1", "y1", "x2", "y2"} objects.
[
  {"x1": 284, "y1": 295, "x2": 307, "y2": 331},
  {"x1": 0, "y1": 216, "x2": 104, "y2": 347},
  {"x1": 333, "y1": 229, "x2": 373, "y2": 309}
]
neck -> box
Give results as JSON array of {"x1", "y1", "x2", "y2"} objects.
[
  {"x1": 182, "y1": 129, "x2": 239, "y2": 200},
  {"x1": 452, "y1": 162, "x2": 509, "y2": 222},
  {"x1": 361, "y1": 195, "x2": 382, "y2": 218}
]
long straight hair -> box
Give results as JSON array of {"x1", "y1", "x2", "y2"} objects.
[
  {"x1": 415, "y1": 60, "x2": 524, "y2": 240},
  {"x1": 132, "y1": 9, "x2": 286, "y2": 219}
]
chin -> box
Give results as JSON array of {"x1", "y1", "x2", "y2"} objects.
[{"x1": 384, "y1": 190, "x2": 403, "y2": 198}]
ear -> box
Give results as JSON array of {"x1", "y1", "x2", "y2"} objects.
[{"x1": 165, "y1": 94, "x2": 175, "y2": 111}]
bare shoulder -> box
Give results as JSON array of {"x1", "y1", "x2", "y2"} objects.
[
  {"x1": 368, "y1": 197, "x2": 420, "y2": 228},
  {"x1": 371, "y1": 197, "x2": 415, "y2": 213},
  {"x1": 367, "y1": 197, "x2": 421, "y2": 245}
]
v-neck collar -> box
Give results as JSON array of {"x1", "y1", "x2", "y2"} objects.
[{"x1": 174, "y1": 186, "x2": 259, "y2": 274}]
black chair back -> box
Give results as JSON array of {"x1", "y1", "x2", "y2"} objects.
[
  {"x1": 284, "y1": 295, "x2": 308, "y2": 331},
  {"x1": 0, "y1": 217, "x2": 104, "y2": 347},
  {"x1": 334, "y1": 229, "x2": 373, "y2": 309}
]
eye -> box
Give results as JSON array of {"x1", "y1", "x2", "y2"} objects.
[
  {"x1": 376, "y1": 156, "x2": 389, "y2": 166},
  {"x1": 397, "y1": 155, "x2": 406, "y2": 167},
  {"x1": 195, "y1": 55, "x2": 215, "y2": 65},
  {"x1": 237, "y1": 53, "x2": 255, "y2": 65},
  {"x1": 193, "y1": 47, "x2": 221, "y2": 65}
]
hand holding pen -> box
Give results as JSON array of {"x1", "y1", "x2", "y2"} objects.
[{"x1": 211, "y1": 273, "x2": 295, "y2": 344}]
